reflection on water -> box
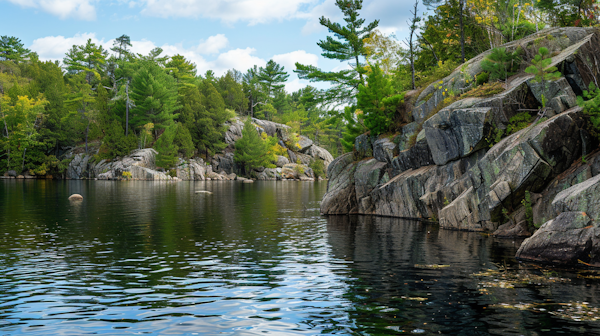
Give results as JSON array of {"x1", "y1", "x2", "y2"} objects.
[{"x1": 1, "y1": 180, "x2": 600, "y2": 335}]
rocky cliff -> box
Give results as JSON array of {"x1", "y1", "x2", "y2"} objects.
[
  {"x1": 62, "y1": 117, "x2": 334, "y2": 182},
  {"x1": 321, "y1": 27, "x2": 600, "y2": 265}
]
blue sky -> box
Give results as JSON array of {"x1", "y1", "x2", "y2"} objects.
[{"x1": 0, "y1": 0, "x2": 421, "y2": 92}]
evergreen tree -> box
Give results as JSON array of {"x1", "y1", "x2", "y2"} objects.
[
  {"x1": 357, "y1": 64, "x2": 395, "y2": 135},
  {"x1": 0, "y1": 36, "x2": 31, "y2": 63},
  {"x1": 130, "y1": 61, "x2": 180, "y2": 133},
  {"x1": 111, "y1": 35, "x2": 132, "y2": 60},
  {"x1": 295, "y1": 0, "x2": 379, "y2": 107},
  {"x1": 154, "y1": 122, "x2": 179, "y2": 169},
  {"x1": 340, "y1": 105, "x2": 367, "y2": 152},
  {"x1": 257, "y1": 60, "x2": 289, "y2": 99},
  {"x1": 63, "y1": 38, "x2": 108, "y2": 84},
  {"x1": 217, "y1": 70, "x2": 247, "y2": 114},
  {"x1": 234, "y1": 117, "x2": 273, "y2": 174},
  {"x1": 525, "y1": 47, "x2": 561, "y2": 108}
]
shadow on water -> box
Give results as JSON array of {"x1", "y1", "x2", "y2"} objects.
[
  {"x1": 1, "y1": 180, "x2": 600, "y2": 335},
  {"x1": 327, "y1": 215, "x2": 600, "y2": 335}
]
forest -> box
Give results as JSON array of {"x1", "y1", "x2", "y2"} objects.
[{"x1": 0, "y1": 0, "x2": 598, "y2": 177}]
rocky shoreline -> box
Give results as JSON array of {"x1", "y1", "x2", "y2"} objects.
[
  {"x1": 320, "y1": 27, "x2": 600, "y2": 267},
  {"x1": 1, "y1": 117, "x2": 334, "y2": 183}
]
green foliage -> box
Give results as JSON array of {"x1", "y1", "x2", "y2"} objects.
[
  {"x1": 0, "y1": 36, "x2": 31, "y2": 63},
  {"x1": 487, "y1": 112, "x2": 533, "y2": 147},
  {"x1": 506, "y1": 112, "x2": 533, "y2": 134},
  {"x1": 234, "y1": 117, "x2": 275, "y2": 174},
  {"x1": 154, "y1": 123, "x2": 179, "y2": 169},
  {"x1": 481, "y1": 47, "x2": 520, "y2": 81},
  {"x1": 98, "y1": 120, "x2": 137, "y2": 159},
  {"x1": 294, "y1": 159, "x2": 305, "y2": 175},
  {"x1": 295, "y1": 0, "x2": 379, "y2": 107},
  {"x1": 357, "y1": 64, "x2": 395, "y2": 135},
  {"x1": 130, "y1": 61, "x2": 180, "y2": 131},
  {"x1": 476, "y1": 72, "x2": 489, "y2": 86},
  {"x1": 256, "y1": 60, "x2": 289, "y2": 99},
  {"x1": 173, "y1": 123, "x2": 194, "y2": 158},
  {"x1": 577, "y1": 82, "x2": 600, "y2": 141},
  {"x1": 521, "y1": 191, "x2": 535, "y2": 230},
  {"x1": 309, "y1": 159, "x2": 325, "y2": 179},
  {"x1": 341, "y1": 105, "x2": 367, "y2": 152},
  {"x1": 122, "y1": 171, "x2": 132, "y2": 179},
  {"x1": 63, "y1": 38, "x2": 107, "y2": 84},
  {"x1": 525, "y1": 47, "x2": 562, "y2": 107}
]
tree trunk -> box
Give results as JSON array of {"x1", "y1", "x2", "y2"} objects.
[
  {"x1": 85, "y1": 120, "x2": 89, "y2": 154},
  {"x1": 125, "y1": 80, "x2": 130, "y2": 136},
  {"x1": 460, "y1": 0, "x2": 465, "y2": 64}
]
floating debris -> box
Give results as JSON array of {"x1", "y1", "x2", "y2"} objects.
[
  {"x1": 472, "y1": 267, "x2": 570, "y2": 292},
  {"x1": 401, "y1": 296, "x2": 428, "y2": 301},
  {"x1": 491, "y1": 301, "x2": 600, "y2": 322},
  {"x1": 414, "y1": 264, "x2": 450, "y2": 269}
]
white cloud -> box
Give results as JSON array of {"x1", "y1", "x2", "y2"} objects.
[
  {"x1": 6, "y1": 0, "x2": 97, "y2": 20},
  {"x1": 29, "y1": 33, "x2": 264, "y2": 77},
  {"x1": 210, "y1": 48, "x2": 266, "y2": 74},
  {"x1": 30, "y1": 33, "x2": 106, "y2": 61},
  {"x1": 139, "y1": 0, "x2": 317, "y2": 24},
  {"x1": 196, "y1": 34, "x2": 228, "y2": 55},
  {"x1": 272, "y1": 50, "x2": 318, "y2": 73}
]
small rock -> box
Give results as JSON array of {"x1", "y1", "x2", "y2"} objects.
[
  {"x1": 243, "y1": 179, "x2": 254, "y2": 183},
  {"x1": 68, "y1": 194, "x2": 83, "y2": 201}
]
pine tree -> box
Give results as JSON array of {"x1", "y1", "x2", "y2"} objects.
[
  {"x1": 63, "y1": 38, "x2": 108, "y2": 84},
  {"x1": 357, "y1": 64, "x2": 395, "y2": 135},
  {"x1": 341, "y1": 106, "x2": 367, "y2": 152},
  {"x1": 234, "y1": 117, "x2": 272, "y2": 174},
  {"x1": 295, "y1": 0, "x2": 379, "y2": 107},
  {"x1": 257, "y1": 60, "x2": 289, "y2": 99},
  {"x1": 0, "y1": 36, "x2": 31, "y2": 63},
  {"x1": 154, "y1": 123, "x2": 179, "y2": 169},
  {"x1": 130, "y1": 61, "x2": 180, "y2": 133},
  {"x1": 525, "y1": 47, "x2": 561, "y2": 108}
]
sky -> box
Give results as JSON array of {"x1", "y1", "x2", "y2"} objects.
[{"x1": 0, "y1": 0, "x2": 424, "y2": 92}]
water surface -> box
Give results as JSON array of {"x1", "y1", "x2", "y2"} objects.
[{"x1": 1, "y1": 180, "x2": 600, "y2": 335}]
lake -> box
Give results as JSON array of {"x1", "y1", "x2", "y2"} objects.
[{"x1": 1, "y1": 180, "x2": 600, "y2": 335}]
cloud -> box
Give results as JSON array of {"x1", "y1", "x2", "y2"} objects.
[
  {"x1": 30, "y1": 33, "x2": 263, "y2": 77},
  {"x1": 196, "y1": 34, "x2": 229, "y2": 55},
  {"x1": 272, "y1": 50, "x2": 318, "y2": 73},
  {"x1": 30, "y1": 33, "x2": 106, "y2": 61},
  {"x1": 138, "y1": 0, "x2": 317, "y2": 24},
  {"x1": 6, "y1": 0, "x2": 97, "y2": 20}
]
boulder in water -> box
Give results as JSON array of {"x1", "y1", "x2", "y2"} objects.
[{"x1": 68, "y1": 194, "x2": 83, "y2": 201}]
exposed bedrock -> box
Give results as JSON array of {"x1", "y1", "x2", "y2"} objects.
[{"x1": 321, "y1": 27, "x2": 600, "y2": 240}]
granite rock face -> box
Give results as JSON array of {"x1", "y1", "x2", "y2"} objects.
[
  {"x1": 320, "y1": 153, "x2": 358, "y2": 215},
  {"x1": 320, "y1": 27, "x2": 600, "y2": 241},
  {"x1": 424, "y1": 107, "x2": 492, "y2": 165},
  {"x1": 516, "y1": 212, "x2": 600, "y2": 265}
]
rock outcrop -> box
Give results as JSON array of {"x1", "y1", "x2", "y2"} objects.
[{"x1": 321, "y1": 27, "x2": 600, "y2": 245}]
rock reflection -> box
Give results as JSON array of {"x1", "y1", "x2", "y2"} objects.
[{"x1": 327, "y1": 215, "x2": 600, "y2": 335}]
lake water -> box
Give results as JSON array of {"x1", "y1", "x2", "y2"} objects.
[{"x1": 2, "y1": 180, "x2": 600, "y2": 335}]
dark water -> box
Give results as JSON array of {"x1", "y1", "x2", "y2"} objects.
[{"x1": 1, "y1": 180, "x2": 600, "y2": 335}]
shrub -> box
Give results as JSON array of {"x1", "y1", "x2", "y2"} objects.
[
  {"x1": 309, "y1": 159, "x2": 325, "y2": 179},
  {"x1": 481, "y1": 47, "x2": 520, "y2": 82},
  {"x1": 476, "y1": 72, "x2": 489, "y2": 86},
  {"x1": 577, "y1": 82, "x2": 600, "y2": 140},
  {"x1": 122, "y1": 171, "x2": 132, "y2": 179}
]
